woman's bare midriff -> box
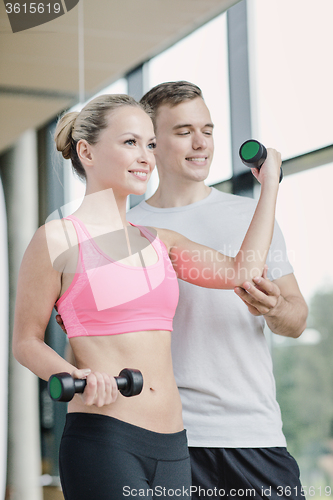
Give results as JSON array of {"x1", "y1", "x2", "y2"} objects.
[{"x1": 68, "y1": 329, "x2": 184, "y2": 434}]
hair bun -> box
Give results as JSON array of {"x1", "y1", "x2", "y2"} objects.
[{"x1": 54, "y1": 111, "x2": 79, "y2": 159}]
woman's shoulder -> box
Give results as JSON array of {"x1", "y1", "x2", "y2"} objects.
[{"x1": 36, "y1": 218, "x2": 78, "y2": 272}]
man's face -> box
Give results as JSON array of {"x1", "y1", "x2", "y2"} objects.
[{"x1": 153, "y1": 97, "x2": 214, "y2": 183}]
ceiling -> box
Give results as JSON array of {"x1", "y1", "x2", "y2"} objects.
[{"x1": 0, "y1": 0, "x2": 239, "y2": 154}]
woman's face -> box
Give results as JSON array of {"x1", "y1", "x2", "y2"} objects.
[{"x1": 82, "y1": 106, "x2": 156, "y2": 196}]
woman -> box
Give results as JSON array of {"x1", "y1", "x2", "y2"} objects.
[{"x1": 13, "y1": 94, "x2": 281, "y2": 499}]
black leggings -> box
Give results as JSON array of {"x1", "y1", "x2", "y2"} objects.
[{"x1": 59, "y1": 413, "x2": 192, "y2": 499}]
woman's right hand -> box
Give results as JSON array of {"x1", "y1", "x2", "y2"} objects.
[
  {"x1": 72, "y1": 368, "x2": 119, "y2": 407},
  {"x1": 251, "y1": 148, "x2": 281, "y2": 187}
]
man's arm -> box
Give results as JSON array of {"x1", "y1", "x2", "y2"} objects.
[{"x1": 234, "y1": 272, "x2": 308, "y2": 338}]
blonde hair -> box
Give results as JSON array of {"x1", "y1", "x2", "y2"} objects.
[{"x1": 54, "y1": 94, "x2": 143, "y2": 180}]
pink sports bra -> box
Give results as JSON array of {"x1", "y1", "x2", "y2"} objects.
[{"x1": 55, "y1": 216, "x2": 179, "y2": 339}]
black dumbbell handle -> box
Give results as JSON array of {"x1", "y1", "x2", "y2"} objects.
[
  {"x1": 73, "y1": 374, "x2": 129, "y2": 394},
  {"x1": 239, "y1": 140, "x2": 283, "y2": 183}
]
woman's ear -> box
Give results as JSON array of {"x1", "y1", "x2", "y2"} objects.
[{"x1": 77, "y1": 139, "x2": 93, "y2": 168}]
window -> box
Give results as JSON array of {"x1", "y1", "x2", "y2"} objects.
[
  {"x1": 248, "y1": 0, "x2": 333, "y2": 159},
  {"x1": 273, "y1": 162, "x2": 333, "y2": 485},
  {"x1": 147, "y1": 13, "x2": 232, "y2": 186}
]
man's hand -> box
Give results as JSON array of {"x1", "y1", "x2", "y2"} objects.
[
  {"x1": 234, "y1": 268, "x2": 308, "y2": 338},
  {"x1": 234, "y1": 265, "x2": 281, "y2": 317},
  {"x1": 56, "y1": 314, "x2": 67, "y2": 334}
]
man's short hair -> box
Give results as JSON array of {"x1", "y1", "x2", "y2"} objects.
[{"x1": 140, "y1": 81, "x2": 203, "y2": 127}]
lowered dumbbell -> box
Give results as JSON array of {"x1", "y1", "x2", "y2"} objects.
[
  {"x1": 48, "y1": 368, "x2": 143, "y2": 402},
  {"x1": 239, "y1": 139, "x2": 283, "y2": 183}
]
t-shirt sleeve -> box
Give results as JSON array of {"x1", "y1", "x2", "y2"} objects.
[{"x1": 266, "y1": 220, "x2": 293, "y2": 281}]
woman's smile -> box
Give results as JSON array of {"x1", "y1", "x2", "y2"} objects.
[{"x1": 128, "y1": 169, "x2": 149, "y2": 181}]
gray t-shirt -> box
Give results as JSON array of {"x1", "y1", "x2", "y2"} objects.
[{"x1": 128, "y1": 187, "x2": 292, "y2": 447}]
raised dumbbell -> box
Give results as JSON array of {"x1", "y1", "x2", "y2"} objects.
[
  {"x1": 239, "y1": 139, "x2": 283, "y2": 183},
  {"x1": 48, "y1": 368, "x2": 143, "y2": 402}
]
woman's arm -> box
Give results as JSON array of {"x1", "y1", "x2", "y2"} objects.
[
  {"x1": 13, "y1": 223, "x2": 118, "y2": 406},
  {"x1": 13, "y1": 224, "x2": 77, "y2": 379},
  {"x1": 158, "y1": 148, "x2": 281, "y2": 290}
]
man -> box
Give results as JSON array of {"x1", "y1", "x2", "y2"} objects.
[{"x1": 128, "y1": 81, "x2": 308, "y2": 499}]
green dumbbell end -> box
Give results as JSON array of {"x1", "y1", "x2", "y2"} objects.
[
  {"x1": 240, "y1": 141, "x2": 260, "y2": 161},
  {"x1": 49, "y1": 375, "x2": 62, "y2": 400}
]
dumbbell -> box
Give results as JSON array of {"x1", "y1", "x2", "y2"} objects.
[
  {"x1": 239, "y1": 139, "x2": 283, "y2": 183},
  {"x1": 48, "y1": 368, "x2": 143, "y2": 402}
]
